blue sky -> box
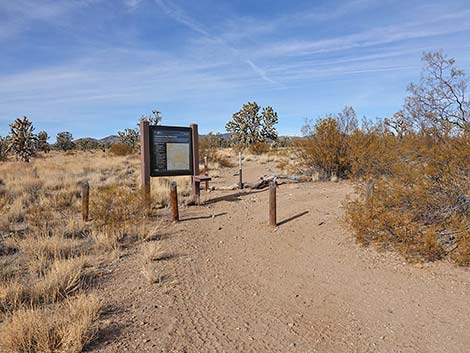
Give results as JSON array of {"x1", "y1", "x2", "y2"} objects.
[{"x1": 1, "y1": 0, "x2": 470, "y2": 139}]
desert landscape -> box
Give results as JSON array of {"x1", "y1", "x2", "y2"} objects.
[
  {"x1": 0, "y1": 141, "x2": 469, "y2": 352},
  {"x1": 1, "y1": 1, "x2": 470, "y2": 352}
]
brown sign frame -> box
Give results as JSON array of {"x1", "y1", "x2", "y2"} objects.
[{"x1": 148, "y1": 125, "x2": 194, "y2": 177}]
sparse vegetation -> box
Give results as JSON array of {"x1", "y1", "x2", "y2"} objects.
[{"x1": 0, "y1": 150, "x2": 199, "y2": 351}]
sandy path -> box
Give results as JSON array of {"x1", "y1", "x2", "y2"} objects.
[{"x1": 92, "y1": 161, "x2": 470, "y2": 353}]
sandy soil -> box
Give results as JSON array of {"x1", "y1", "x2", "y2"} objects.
[{"x1": 91, "y1": 160, "x2": 470, "y2": 353}]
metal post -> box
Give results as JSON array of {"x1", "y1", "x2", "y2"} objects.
[
  {"x1": 190, "y1": 124, "x2": 200, "y2": 204},
  {"x1": 239, "y1": 151, "x2": 243, "y2": 189},
  {"x1": 140, "y1": 120, "x2": 151, "y2": 210},
  {"x1": 170, "y1": 181, "x2": 179, "y2": 222},
  {"x1": 81, "y1": 181, "x2": 89, "y2": 222},
  {"x1": 204, "y1": 156, "x2": 209, "y2": 191},
  {"x1": 269, "y1": 180, "x2": 277, "y2": 227}
]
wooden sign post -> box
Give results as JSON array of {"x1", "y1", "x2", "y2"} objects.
[
  {"x1": 170, "y1": 181, "x2": 179, "y2": 222},
  {"x1": 140, "y1": 120, "x2": 151, "y2": 210},
  {"x1": 190, "y1": 124, "x2": 200, "y2": 204},
  {"x1": 140, "y1": 122, "x2": 211, "y2": 214}
]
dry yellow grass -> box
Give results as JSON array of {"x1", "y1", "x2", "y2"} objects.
[
  {"x1": 0, "y1": 293, "x2": 101, "y2": 353},
  {"x1": 0, "y1": 256, "x2": 95, "y2": 313},
  {"x1": 0, "y1": 151, "x2": 184, "y2": 351},
  {"x1": 0, "y1": 149, "x2": 229, "y2": 351}
]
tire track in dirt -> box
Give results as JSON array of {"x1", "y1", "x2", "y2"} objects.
[
  {"x1": 93, "y1": 162, "x2": 470, "y2": 353},
  {"x1": 160, "y1": 199, "x2": 376, "y2": 353}
]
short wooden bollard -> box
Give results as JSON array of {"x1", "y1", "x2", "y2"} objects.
[
  {"x1": 269, "y1": 181, "x2": 277, "y2": 227},
  {"x1": 204, "y1": 156, "x2": 209, "y2": 191},
  {"x1": 170, "y1": 182, "x2": 179, "y2": 222},
  {"x1": 238, "y1": 151, "x2": 243, "y2": 189},
  {"x1": 81, "y1": 181, "x2": 89, "y2": 222}
]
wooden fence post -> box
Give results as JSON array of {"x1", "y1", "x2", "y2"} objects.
[
  {"x1": 190, "y1": 124, "x2": 200, "y2": 205},
  {"x1": 239, "y1": 151, "x2": 243, "y2": 189},
  {"x1": 140, "y1": 120, "x2": 151, "y2": 210},
  {"x1": 81, "y1": 181, "x2": 89, "y2": 222},
  {"x1": 204, "y1": 156, "x2": 209, "y2": 191},
  {"x1": 269, "y1": 180, "x2": 277, "y2": 227},
  {"x1": 170, "y1": 181, "x2": 179, "y2": 222}
]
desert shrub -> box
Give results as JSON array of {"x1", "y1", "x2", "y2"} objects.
[
  {"x1": 345, "y1": 134, "x2": 470, "y2": 263},
  {"x1": 213, "y1": 154, "x2": 232, "y2": 168},
  {"x1": 345, "y1": 51, "x2": 470, "y2": 265},
  {"x1": 109, "y1": 143, "x2": 133, "y2": 156},
  {"x1": 0, "y1": 293, "x2": 101, "y2": 353},
  {"x1": 299, "y1": 117, "x2": 351, "y2": 179},
  {"x1": 248, "y1": 142, "x2": 270, "y2": 155},
  {"x1": 348, "y1": 127, "x2": 400, "y2": 178},
  {"x1": 91, "y1": 185, "x2": 145, "y2": 248}
]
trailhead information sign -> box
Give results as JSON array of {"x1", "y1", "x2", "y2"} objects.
[{"x1": 149, "y1": 126, "x2": 193, "y2": 177}]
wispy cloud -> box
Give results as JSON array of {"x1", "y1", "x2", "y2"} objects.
[
  {"x1": 123, "y1": 0, "x2": 144, "y2": 10},
  {"x1": 0, "y1": 0, "x2": 98, "y2": 41},
  {"x1": 257, "y1": 10, "x2": 470, "y2": 58},
  {"x1": 153, "y1": 0, "x2": 277, "y2": 84},
  {"x1": 2, "y1": 0, "x2": 470, "y2": 138}
]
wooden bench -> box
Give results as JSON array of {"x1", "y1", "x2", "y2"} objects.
[
  {"x1": 192, "y1": 175, "x2": 212, "y2": 205},
  {"x1": 193, "y1": 175, "x2": 212, "y2": 182}
]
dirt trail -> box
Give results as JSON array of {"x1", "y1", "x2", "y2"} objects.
[{"x1": 93, "y1": 161, "x2": 470, "y2": 353}]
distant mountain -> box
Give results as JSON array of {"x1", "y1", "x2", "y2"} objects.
[
  {"x1": 200, "y1": 132, "x2": 231, "y2": 140},
  {"x1": 73, "y1": 137, "x2": 99, "y2": 143},
  {"x1": 99, "y1": 135, "x2": 119, "y2": 144}
]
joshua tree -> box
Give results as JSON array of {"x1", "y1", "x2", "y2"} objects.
[
  {"x1": 0, "y1": 135, "x2": 9, "y2": 161},
  {"x1": 117, "y1": 128, "x2": 140, "y2": 150},
  {"x1": 225, "y1": 102, "x2": 279, "y2": 147},
  {"x1": 75, "y1": 138, "x2": 100, "y2": 151},
  {"x1": 7, "y1": 117, "x2": 37, "y2": 162},
  {"x1": 140, "y1": 110, "x2": 163, "y2": 126},
  {"x1": 35, "y1": 130, "x2": 50, "y2": 153},
  {"x1": 56, "y1": 132, "x2": 75, "y2": 151}
]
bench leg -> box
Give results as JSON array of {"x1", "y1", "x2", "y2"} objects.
[{"x1": 193, "y1": 180, "x2": 201, "y2": 205}]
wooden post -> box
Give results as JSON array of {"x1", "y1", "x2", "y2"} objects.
[
  {"x1": 269, "y1": 180, "x2": 277, "y2": 227},
  {"x1": 81, "y1": 181, "x2": 89, "y2": 222},
  {"x1": 170, "y1": 181, "x2": 179, "y2": 222},
  {"x1": 190, "y1": 124, "x2": 200, "y2": 204},
  {"x1": 140, "y1": 120, "x2": 151, "y2": 210},
  {"x1": 238, "y1": 151, "x2": 243, "y2": 189},
  {"x1": 366, "y1": 179, "x2": 375, "y2": 202},
  {"x1": 204, "y1": 156, "x2": 209, "y2": 191}
]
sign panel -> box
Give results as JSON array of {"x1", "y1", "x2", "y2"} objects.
[{"x1": 149, "y1": 126, "x2": 193, "y2": 177}]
